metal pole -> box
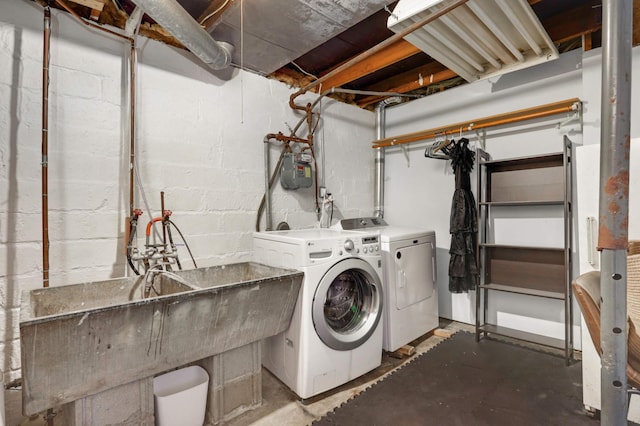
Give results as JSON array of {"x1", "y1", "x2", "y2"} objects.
[
  {"x1": 129, "y1": 42, "x2": 136, "y2": 218},
  {"x1": 599, "y1": 0, "x2": 632, "y2": 424},
  {"x1": 373, "y1": 97, "x2": 402, "y2": 218},
  {"x1": 42, "y1": 6, "x2": 51, "y2": 289}
]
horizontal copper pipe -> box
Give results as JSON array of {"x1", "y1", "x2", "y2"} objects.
[{"x1": 373, "y1": 98, "x2": 581, "y2": 149}]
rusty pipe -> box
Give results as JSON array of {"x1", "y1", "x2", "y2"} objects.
[
  {"x1": 598, "y1": 0, "x2": 632, "y2": 422},
  {"x1": 42, "y1": 6, "x2": 51, "y2": 289},
  {"x1": 289, "y1": 0, "x2": 468, "y2": 109}
]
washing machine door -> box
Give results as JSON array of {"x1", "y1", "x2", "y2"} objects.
[{"x1": 312, "y1": 258, "x2": 383, "y2": 351}]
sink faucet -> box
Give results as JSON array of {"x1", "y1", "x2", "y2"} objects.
[{"x1": 142, "y1": 263, "x2": 171, "y2": 298}]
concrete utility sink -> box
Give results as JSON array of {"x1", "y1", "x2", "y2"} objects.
[
  {"x1": 20, "y1": 262, "x2": 303, "y2": 415},
  {"x1": 27, "y1": 275, "x2": 196, "y2": 318}
]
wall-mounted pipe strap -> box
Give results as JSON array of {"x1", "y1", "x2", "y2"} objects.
[{"x1": 372, "y1": 98, "x2": 581, "y2": 149}]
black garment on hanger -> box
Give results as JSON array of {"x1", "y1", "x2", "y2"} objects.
[{"x1": 448, "y1": 138, "x2": 479, "y2": 293}]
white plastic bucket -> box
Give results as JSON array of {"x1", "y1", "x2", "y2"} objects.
[{"x1": 153, "y1": 366, "x2": 209, "y2": 426}]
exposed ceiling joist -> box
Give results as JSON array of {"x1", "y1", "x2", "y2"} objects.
[
  {"x1": 543, "y1": 0, "x2": 602, "y2": 44},
  {"x1": 318, "y1": 40, "x2": 420, "y2": 91},
  {"x1": 68, "y1": 0, "x2": 104, "y2": 20},
  {"x1": 357, "y1": 63, "x2": 457, "y2": 107},
  {"x1": 38, "y1": 0, "x2": 624, "y2": 109},
  {"x1": 297, "y1": 0, "x2": 605, "y2": 105}
]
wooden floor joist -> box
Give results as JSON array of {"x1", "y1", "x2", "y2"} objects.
[{"x1": 318, "y1": 40, "x2": 420, "y2": 91}]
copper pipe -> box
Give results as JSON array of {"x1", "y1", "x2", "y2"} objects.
[
  {"x1": 42, "y1": 9, "x2": 53, "y2": 426},
  {"x1": 289, "y1": 0, "x2": 468, "y2": 109},
  {"x1": 161, "y1": 192, "x2": 167, "y2": 246},
  {"x1": 373, "y1": 98, "x2": 581, "y2": 149},
  {"x1": 42, "y1": 6, "x2": 51, "y2": 289}
]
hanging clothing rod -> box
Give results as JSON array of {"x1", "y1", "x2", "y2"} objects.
[{"x1": 372, "y1": 98, "x2": 581, "y2": 149}]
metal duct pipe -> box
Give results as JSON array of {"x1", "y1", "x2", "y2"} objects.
[
  {"x1": 598, "y1": 0, "x2": 633, "y2": 423},
  {"x1": 132, "y1": 0, "x2": 233, "y2": 70},
  {"x1": 373, "y1": 97, "x2": 402, "y2": 218}
]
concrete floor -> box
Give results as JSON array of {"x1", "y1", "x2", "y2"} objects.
[
  {"x1": 225, "y1": 320, "x2": 472, "y2": 426},
  {"x1": 5, "y1": 320, "x2": 569, "y2": 425}
]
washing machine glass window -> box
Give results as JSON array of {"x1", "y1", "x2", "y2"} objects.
[{"x1": 312, "y1": 258, "x2": 383, "y2": 351}]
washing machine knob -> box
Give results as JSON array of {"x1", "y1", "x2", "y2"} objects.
[{"x1": 344, "y1": 239, "x2": 355, "y2": 252}]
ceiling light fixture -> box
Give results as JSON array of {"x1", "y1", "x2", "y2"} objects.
[{"x1": 388, "y1": 0, "x2": 558, "y2": 82}]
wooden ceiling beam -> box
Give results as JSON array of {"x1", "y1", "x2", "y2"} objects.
[
  {"x1": 317, "y1": 40, "x2": 420, "y2": 91},
  {"x1": 357, "y1": 63, "x2": 457, "y2": 108},
  {"x1": 199, "y1": 0, "x2": 237, "y2": 31},
  {"x1": 67, "y1": 0, "x2": 104, "y2": 20},
  {"x1": 543, "y1": 0, "x2": 602, "y2": 45},
  {"x1": 357, "y1": 70, "x2": 458, "y2": 108},
  {"x1": 635, "y1": 0, "x2": 640, "y2": 45}
]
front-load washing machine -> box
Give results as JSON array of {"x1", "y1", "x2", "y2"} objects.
[
  {"x1": 253, "y1": 228, "x2": 383, "y2": 399},
  {"x1": 336, "y1": 218, "x2": 438, "y2": 352}
]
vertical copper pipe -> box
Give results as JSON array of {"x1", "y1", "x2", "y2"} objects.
[
  {"x1": 42, "y1": 6, "x2": 51, "y2": 289},
  {"x1": 161, "y1": 191, "x2": 166, "y2": 246},
  {"x1": 42, "y1": 8, "x2": 54, "y2": 426}
]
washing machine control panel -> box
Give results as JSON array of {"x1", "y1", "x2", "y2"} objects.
[{"x1": 360, "y1": 235, "x2": 380, "y2": 255}]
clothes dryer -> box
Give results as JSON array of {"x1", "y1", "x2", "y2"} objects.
[
  {"x1": 253, "y1": 229, "x2": 384, "y2": 399},
  {"x1": 335, "y1": 218, "x2": 438, "y2": 352}
]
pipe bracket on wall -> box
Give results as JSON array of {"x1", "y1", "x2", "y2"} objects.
[
  {"x1": 401, "y1": 145, "x2": 410, "y2": 168},
  {"x1": 557, "y1": 102, "x2": 582, "y2": 130}
]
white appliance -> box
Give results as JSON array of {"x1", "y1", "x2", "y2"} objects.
[
  {"x1": 253, "y1": 228, "x2": 384, "y2": 399},
  {"x1": 335, "y1": 218, "x2": 438, "y2": 352}
]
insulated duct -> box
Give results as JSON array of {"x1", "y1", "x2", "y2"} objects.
[{"x1": 133, "y1": 0, "x2": 233, "y2": 70}]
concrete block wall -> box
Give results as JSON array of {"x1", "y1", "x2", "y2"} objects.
[{"x1": 0, "y1": 0, "x2": 375, "y2": 394}]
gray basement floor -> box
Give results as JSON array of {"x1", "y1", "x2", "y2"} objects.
[
  {"x1": 7, "y1": 320, "x2": 583, "y2": 425},
  {"x1": 226, "y1": 321, "x2": 500, "y2": 426}
]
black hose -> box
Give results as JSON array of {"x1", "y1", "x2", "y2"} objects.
[
  {"x1": 127, "y1": 220, "x2": 140, "y2": 275},
  {"x1": 165, "y1": 220, "x2": 182, "y2": 270},
  {"x1": 168, "y1": 220, "x2": 197, "y2": 269}
]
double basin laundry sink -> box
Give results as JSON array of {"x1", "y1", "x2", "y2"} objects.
[{"x1": 19, "y1": 262, "x2": 303, "y2": 415}]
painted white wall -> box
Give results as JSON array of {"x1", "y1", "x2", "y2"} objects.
[
  {"x1": 0, "y1": 0, "x2": 374, "y2": 393},
  {"x1": 384, "y1": 49, "x2": 583, "y2": 330},
  {"x1": 384, "y1": 44, "x2": 640, "y2": 350}
]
